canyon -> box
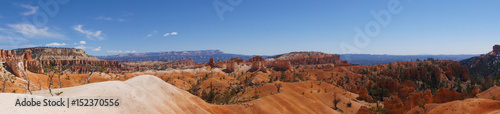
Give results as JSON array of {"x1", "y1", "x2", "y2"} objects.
[{"x1": 0, "y1": 47, "x2": 498, "y2": 114}]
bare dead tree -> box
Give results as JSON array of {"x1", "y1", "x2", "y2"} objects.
[
  {"x1": 1, "y1": 74, "x2": 6, "y2": 93},
  {"x1": 38, "y1": 78, "x2": 42, "y2": 90},
  {"x1": 44, "y1": 65, "x2": 58, "y2": 96},
  {"x1": 23, "y1": 66, "x2": 32, "y2": 95},
  {"x1": 87, "y1": 71, "x2": 94, "y2": 84},
  {"x1": 48, "y1": 72, "x2": 54, "y2": 96},
  {"x1": 58, "y1": 72, "x2": 63, "y2": 88},
  {"x1": 333, "y1": 93, "x2": 341, "y2": 110},
  {"x1": 86, "y1": 65, "x2": 107, "y2": 84},
  {"x1": 275, "y1": 83, "x2": 282, "y2": 93}
]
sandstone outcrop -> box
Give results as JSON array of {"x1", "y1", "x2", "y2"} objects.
[
  {"x1": 0, "y1": 49, "x2": 42, "y2": 78},
  {"x1": 357, "y1": 87, "x2": 373, "y2": 102},
  {"x1": 249, "y1": 61, "x2": 267, "y2": 73},
  {"x1": 356, "y1": 106, "x2": 374, "y2": 114},
  {"x1": 15, "y1": 47, "x2": 100, "y2": 60},
  {"x1": 230, "y1": 57, "x2": 244, "y2": 64},
  {"x1": 176, "y1": 59, "x2": 195, "y2": 66},
  {"x1": 274, "y1": 52, "x2": 350, "y2": 65},
  {"x1": 208, "y1": 57, "x2": 215, "y2": 67},
  {"x1": 39, "y1": 60, "x2": 123, "y2": 73},
  {"x1": 383, "y1": 95, "x2": 405, "y2": 114},
  {"x1": 14, "y1": 47, "x2": 129, "y2": 73},
  {"x1": 267, "y1": 60, "x2": 292, "y2": 71},
  {"x1": 5, "y1": 57, "x2": 26, "y2": 78},
  {"x1": 247, "y1": 56, "x2": 265, "y2": 62},
  {"x1": 432, "y1": 87, "x2": 462, "y2": 103},
  {"x1": 225, "y1": 61, "x2": 237, "y2": 73},
  {"x1": 122, "y1": 59, "x2": 195, "y2": 71},
  {"x1": 247, "y1": 56, "x2": 267, "y2": 72},
  {"x1": 405, "y1": 90, "x2": 433, "y2": 111}
]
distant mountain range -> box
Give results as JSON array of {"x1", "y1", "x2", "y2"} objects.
[
  {"x1": 96, "y1": 50, "x2": 478, "y2": 65},
  {"x1": 96, "y1": 50, "x2": 267, "y2": 63},
  {"x1": 341, "y1": 54, "x2": 478, "y2": 65}
]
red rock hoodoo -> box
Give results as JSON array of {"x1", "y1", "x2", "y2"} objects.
[{"x1": 247, "y1": 56, "x2": 265, "y2": 62}]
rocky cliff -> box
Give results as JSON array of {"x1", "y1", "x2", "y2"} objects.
[
  {"x1": 274, "y1": 52, "x2": 350, "y2": 65},
  {"x1": 122, "y1": 59, "x2": 196, "y2": 71},
  {"x1": 14, "y1": 47, "x2": 129, "y2": 73},
  {"x1": 461, "y1": 45, "x2": 500, "y2": 78},
  {"x1": 0, "y1": 49, "x2": 42, "y2": 79},
  {"x1": 97, "y1": 50, "x2": 257, "y2": 63},
  {"x1": 14, "y1": 47, "x2": 100, "y2": 60}
]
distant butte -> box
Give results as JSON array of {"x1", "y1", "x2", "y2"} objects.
[
  {"x1": 494, "y1": 45, "x2": 500, "y2": 51},
  {"x1": 487, "y1": 45, "x2": 500, "y2": 56}
]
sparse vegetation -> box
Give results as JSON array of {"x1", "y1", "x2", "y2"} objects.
[
  {"x1": 417, "y1": 99, "x2": 427, "y2": 114},
  {"x1": 370, "y1": 102, "x2": 387, "y2": 114},
  {"x1": 332, "y1": 93, "x2": 341, "y2": 110},
  {"x1": 1, "y1": 48, "x2": 499, "y2": 113},
  {"x1": 275, "y1": 83, "x2": 282, "y2": 93},
  {"x1": 0, "y1": 74, "x2": 16, "y2": 93},
  {"x1": 252, "y1": 95, "x2": 259, "y2": 99},
  {"x1": 55, "y1": 91, "x2": 63, "y2": 96},
  {"x1": 45, "y1": 65, "x2": 59, "y2": 96}
]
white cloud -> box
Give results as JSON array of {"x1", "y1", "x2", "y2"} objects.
[
  {"x1": 95, "y1": 16, "x2": 113, "y2": 21},
  {"x1": 45, "y1": 42, "x2": 66, "y2": 46},
  {"x1": 117, "y1": 18, "x2": 125, "y2": 22},
  {"x1": 20, "y1": 4, "x2": 39, "y2": 16},
  {"x1": 95, "y1": 16, "x2": 126, "y2": 22},
  {"x1": 0, "y1": 35, "x2": 28, "y2": 43},
  {"x1": 171, "y1": 32, "x2": 178, "y2": 35},
  {"x1": 79, "y1": 41, "x2": 86, "y2": 45},
  {"x1": 146, "y1": 30, "x2": 158, "y2": 37},
  {"x1": 163, "y1": 32, "x2": 178, "y2": 37},
  {"x1": 107, "y1": 50, "x2": 122, "y2": 53},
  {"x1": 92, "y1": 46, "x2": 101, "y2": 51},
  {"x1": 7, "y1": 23, "x2": 65, "y2": 38},
  {"x1": 0, "y1": 44, "x2": 38, "y2": 49},
  {"x1": 75, "y1": 45, "x2": 86, "y2": 49},
  {"x1": 73, "y1": 25, "x2": 104, "y2": 40},
  {"x1": 75, "y1": 44, "x2": 100, "y2": 51},
  {"x1": 107, "y1": 50, "x2": 135, "y2": 53},
  {"x1": 19, "y1": 44, "x2": 38, "y2": 48}
]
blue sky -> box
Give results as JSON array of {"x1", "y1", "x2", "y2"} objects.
[{"x1": 0, "y1": 0, "x2": 499, "y2": 56}]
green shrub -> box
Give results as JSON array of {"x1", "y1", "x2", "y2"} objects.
[{"x1": 252, "y1": 95, "x2": 259, "y2": 99}]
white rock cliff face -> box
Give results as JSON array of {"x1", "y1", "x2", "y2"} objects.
[
  {"x1": 0, "y1": 49, "x2": 42, "y2": 78},
  {"x1": 14, "y1": 47, "x2": 128, "y2": 74},
  {"x1": 6, "y1": 58, "x2": 26, "y2": 79},
  {"x1": 0, "y1": 53, "x2": 29, "y2": 79},
  {"x1": 14, "y1": 47, "x2": 100, "y2": 61}
]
